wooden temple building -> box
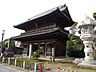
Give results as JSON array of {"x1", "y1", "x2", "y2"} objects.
[{"x1": 12, "y1": 4, "x2": 74, "y2": 59}]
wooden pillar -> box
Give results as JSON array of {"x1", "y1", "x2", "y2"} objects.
[
  {"x1": 52, "y1": 47, "x2": 55, "y2": 62},
  {"x1": 38, "y1": 43, "x2": 40, "y2": 49},
  {"x1": 29, "y1": 43, "x2": 32, "y2": 59},
  {"x1": 27, "y1": 45, "x2": 29, "y2": 56},
  {"x1": 45, "y1": 43, "x2": 47, "y2": 56}
]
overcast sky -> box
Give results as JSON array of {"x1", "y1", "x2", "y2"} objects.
[{"x1": 0, "y1": 0, "x2": 96, "y2": 41}]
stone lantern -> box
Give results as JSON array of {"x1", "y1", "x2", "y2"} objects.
[
  {"x1": 77, "y1": 17, "x2": 96, "y2": 66},
  {"x1": 69, "y1": 16, "x2": 96, "y2": 66}
]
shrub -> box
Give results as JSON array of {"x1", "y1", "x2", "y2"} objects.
[
  {"x1": 32, "y1": 48, "x2": 44, "y2": 59},
  {"x1": 32, "y1": 51, "x2": 40, "y2": 59},
  {"x1": 38, "y1": 47, "x2": 44, "y2": 54}
]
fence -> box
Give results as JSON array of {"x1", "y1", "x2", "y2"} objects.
[{"x1": 0, "y1": 57, "x2": 82, "y2": 72}]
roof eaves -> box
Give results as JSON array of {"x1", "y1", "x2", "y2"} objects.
[
  {"x1": 13, "y1": 4, "x2": 67, "y2": 29},
  {"x1": 12, "y1": 28, "x2": 58, "y2": 40}
]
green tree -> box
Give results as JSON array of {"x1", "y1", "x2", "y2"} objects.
[
  {"x1": 3, "y1": 38, "x2": 15, "y2": 52},
  {"x1": 66, "y1": 34, "x2": 76, "y2": 50},
  {"x1": 9, "y1": 39, "x2": 15, "y2": 48},
  {"x1": 66, "y1": 34, "x2": 84, "y2": 57},
  {"x1": 67, "y1": 34, "x2": 84, "y2": 50},
  {"x1": 3, "y1": 39, "x2": 9, "y2": 48}
]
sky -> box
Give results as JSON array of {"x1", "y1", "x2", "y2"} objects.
[{"x1": 0, "y1": 0, "x2": 96, "y2": 41}]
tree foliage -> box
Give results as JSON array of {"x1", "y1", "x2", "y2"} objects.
[
  {"x1": 2, "y1": 39, "x2": 9, "y2": 48},
  {"x1": 66, "y1": 34, "x2": 84, "y2": 57},
  {"x1": 66, "y1": 34, "x2": 75, "y2": 50},
  {"x1": 2, "y1": 38, "x2": 15, "y2": 53},
  {"x1": 32, "y1": 48, "x2": 44, "y2": 59},
  {"x1": 67, "y1": 34, "x2": 84, "y2": 50},
  {"x1": 3, "y1": 38, "x2": 15, "y2": 48}
]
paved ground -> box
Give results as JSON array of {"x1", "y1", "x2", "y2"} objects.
[{"x1": 0, "y1": 63, "x2": 27, "y2": 72}]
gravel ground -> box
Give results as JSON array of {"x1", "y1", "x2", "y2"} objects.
[
  {"x1": 0, "y1": 56, "x2": 96, "y2": 72},
  {"x1": 0, "y1": 63, "x2": 28, "y2": 72},
  {"x1": 49, "y1": 63, "x2": 96, "y2": 72},
  {"x1": 0, "y1": 63, "x2": 96, "y2": 72}
]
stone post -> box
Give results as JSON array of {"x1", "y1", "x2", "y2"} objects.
[
  {"x1": 34, "y1": 63, "x2": 37, "y2": 72},
  {"x1": 23, "y1": 61, "x2": 26, "y2": 69},
  {"x1": 15, "y1": 59, "x2": 17, "y2": 66},
  {"x1": 8, "y1": 57, "x2": 11, "y2": 65},
  {"x1": 2, "y1": 57, "x2": 5, "y2": 63}
]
